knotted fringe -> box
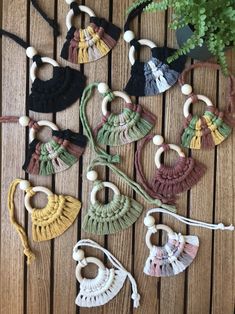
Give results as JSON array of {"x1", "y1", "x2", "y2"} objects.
[
  {"x1": 61, "y1": 16, "x2": 121, "y2": 64},
  {"x1": 152, "y1": 156, "x2": 206, "y2": 196},
  {"x1": 82, "y1": 184, "x2": 143, "y2": 235},
  {"x1": 125, "y1": 47, "x2": 187, "y2": 97},
  {"x1": 76, "y1": 268, "x2": 127, "y2": 307},
  {"x1": 181, "y1": 109, "x2": 232, "y2": 149},
  {"x1": 8, "y1": 179, "x2": 36, "y2": 265},
  {"x1": 95, "y1": 103, "x2": 156, "y2": 146},
  {"x1": 23, "y1": 129, "x2": 87, "y2": 175},
  {"x1": 32, "y1": 194, "x2": 81, "y2": 242},
  {"x1": 144, "y1": 234, "x2": 199, "y2": 277}
]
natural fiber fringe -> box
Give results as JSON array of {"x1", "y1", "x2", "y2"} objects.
[
  {"x1": 32, "y1": 195, "x2": 81, "y2": 242},
  {"x1": 144, "y1": 235, "x2": 199, "y2": 277},
  {"x1": 82, "y1": 195, "x2": 143, "y2": 235},
  {"x1": 76, "y1": 268, "x2": 127, "y2": 307},
  {"x1": 96, "y1": 109, "x2": 154, "y2": 146},
  {"x1": 181, "y1": 111, "x2": 232, "y2": 149}
]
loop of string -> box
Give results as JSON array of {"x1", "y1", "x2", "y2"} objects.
[{"x1": 146, "y1": 208, "x2": 234, "y2": 231}]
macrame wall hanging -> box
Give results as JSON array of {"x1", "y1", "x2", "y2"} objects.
[
  {"x1": 0, "y1": 115, "x2": 87, "y2": 175},
  {"x1": 143, "y1": 208, "x2": 234, "y2": 277},
  {"x1": 123, "y1": 1, "x2": 186, "y2": 96},
  {"x1": 135, "y1": 134, "x2": 206, "y2": 203},
  {"x1": 73, "y1": 239, "x2": 140, "y2": 308},
  {"x1": 80, "y1": 82, "x2": 156, "y2": 163},
  {"x1": 61, "y1": 0, "x2": 121, "y2": 64},
  {"x1": 179, "y1": 62, "x2": 235, "y2": 149},
  {"x1": 8, "y1": 179, "x2": 81, "y2": 264},
  {"x1": 0, "y1": 29, "x2": 86, "y2": 113},
  {"x1": 82, "y1": 156, "x2": 176, "y2": 236}
]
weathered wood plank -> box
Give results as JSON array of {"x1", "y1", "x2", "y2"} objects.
[
  {"x1": 0, "y1": 1, "x2": 27, "y2": 313},
  {"x1": 211, "y1": 50, "x2": 235, "y2": 314},
  {"x1": 134, "y1": 7, "x2": 165, "y2": 314},
  {"x1": 26, "y1": 2, "x2": 55, "y2": 314}
]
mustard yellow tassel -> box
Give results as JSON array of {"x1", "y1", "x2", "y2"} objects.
[
  {"x1": 8, "y1": 179, "x2": 35, "y2": 265},
  {"x1": 190, "y1": 119, "x2": 202, "y2": 149},
  {"x1": 78, "y1": 30, "x2": 89, "y2": 63}
]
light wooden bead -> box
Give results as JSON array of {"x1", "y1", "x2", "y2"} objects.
[
  {"x1": 65, "y1": 0, "x2": 75, "y2": 4},
  {"x1": 73, "y1": 249, "x2": 85, "y2": 261},
  {"x1": 153, "y1": 135, "x2": 164, "y2": 146},
  {"x1": 19, "y1": 116, "x2": 30, "y2": 127},
  {"x1": 144, "y1": 215, "x2": 155, "y2": 228},
  {"x1": 19, "y1": 180, "x2": 31, "y2": 191},
  {"x1": 98, "y1": 82, "x2": 109, "y2": 94},
  {"x1": 181, "y1": 84, "x2": 193, "y2": 95},
  {"x1": 87, "y1": 170, "x2": 98, "y2": 181},
  {"x1": 26, "y1": 46, "x2": 38, "y2": 59},
  {"x1": 123, "y1": 30, "x2": 135, "y2": 43}
]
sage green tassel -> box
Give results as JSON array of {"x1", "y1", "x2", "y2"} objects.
[
  {"x1": 82, "y1": 191, "x2": 143, "y2": 235},
  {"x1": 181, "y1": 115, "x2": 199, "y2": 148},
  {"x1": 205, "y1": 111, "x2": 232, "y2": 138}
]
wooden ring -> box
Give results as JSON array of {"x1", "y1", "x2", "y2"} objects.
[
  {"x1": 75, "y1": 256, "x2": 106, "y2": 283},
  {"x1": 30, "y1": 57, "x2": 59, "y2": 82},
  {"x1": 145, "y1": 224, "x2": 174, "y2": 250},
  {"x1": 183, "y1": 94, "x2": 213, "y2": 118},
  {"x1": 101, "y1": 91, "x2": 132, "y2": 116},
  {"x1": 154, "y1": 144, "x2": 185, "y2": 169},
  {"x1": 24, "y1": 186, "x2": 53, "y2": 214},
  {"x1": 29, "y1": 120, "x2": 59, "y2": 143},
  {"x1": 90, "y1": 182, "x2": 120, "y2": 205},
  {"x1": 129, "y1": 39, "x2": 157, "y2": 65},
  {"x1": 66, "y1": 5, "x2": 96, "y2": 30}
]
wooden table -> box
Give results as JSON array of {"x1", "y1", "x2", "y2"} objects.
[{"x1": 0, "y1": 1, "x2": 234, "y2": 314}]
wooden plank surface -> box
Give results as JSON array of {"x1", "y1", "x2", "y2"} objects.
[{"x1": 0, "y1": 1, "x2": 234, "y2": 314}]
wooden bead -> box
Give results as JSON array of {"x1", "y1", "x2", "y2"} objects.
[
  {"x1": 65, "y1": 0, "x2": 75, "y2": 4},
  {"x1": 98, "y1": 82, "x2": 109, "y2": 94},
  {"x1": 73, "y1": 249, "x2": 85, "y2": 261},
  {"x1": 144, "y1": 215, "x2": 155, "y2": 228},
  {"x1": 19, "y1": 180, "x2": 31, "y2": 191},
  {"x1": 26, "y1": 46, "x2": 38, "y2": 59},
  {"x1": 153, "y1": 135, "x2": 164, "y2": 146},
  {"x1": 181, "y1": 84, "x2": 193, "y2": 95},
  {"x1": 123, "y1": 30, "x2": 135, "y2": 43},
  {"x1": 19, "y1": 116, "x2": 30, "y2": 127},
  {"x1": 87, "y1": 170, "x2": 98, "y2": 181}
]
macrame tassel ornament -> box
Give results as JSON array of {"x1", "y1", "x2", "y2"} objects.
[
  {"x1": 135, "y1": 135, "x2": 206, "y2": 202},
  {"x1": 8, "y1": 179, "x2": 81, "y2": 264},
  {"x1": 0, "y1": 29, "x2": 86, "y2": 113},
  {"x1": 61, "y1": 0, "x2": 121, "y2": 64},
  {"x1": 73, "y1": 239, "x2": 140, "y2": 308},
  {"x1": 143, "y1": 208, "x2": 234, "y2": 277},
  {"x1": 0, "y1": 115, "x2": 87, "y2": 176},
  {"x1": 179, "y1": 62, "x2": 235, "y2": 149},
  {"x1": 123, "y1": 3, "x2": 186, "y2": 97},
  {"x1": 81, "y1": 82, "x2": 155, "y2": 154},
  {"x1": 82, "y1": 170, "x2": 143, "y2": 235}
]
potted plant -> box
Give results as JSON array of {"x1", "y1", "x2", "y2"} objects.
[{"x1": 127, "y1": 0, "x2": 235, "y2": 74}]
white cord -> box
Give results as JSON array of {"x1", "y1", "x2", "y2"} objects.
[
  {"x1": 146, "y1": 208, "x2": 234, "y2": 231},
  {"x1": 73, "y1": 239, "x2": 140, "y2": 308}
]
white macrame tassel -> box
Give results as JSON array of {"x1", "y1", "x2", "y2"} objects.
[
  {"x1": 146, "y1": 208, "x2": 234, "y2": 231},
  {"x1": 73, "y1": 239, "x2": 140, "y2": 308}
]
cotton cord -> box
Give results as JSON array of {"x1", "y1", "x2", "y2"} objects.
[
  {"x1": 88, "y1": 157, "x2": 176, "y2": 212},
  {"x1": 74, "y1": 239, "x2": 140, "y2": 308},
  {"x1": 8, "y1": 179, "x2": 36, "y2": 264},
  {"x1": 31, "y1": 0, "x2": 60, "y2": 36},
  {"x1": 146, "y1": 208, "x2": 234, "y2": 231},
  {"x1": 80, "y1": 83, "x2": 121, "y2": 163}
]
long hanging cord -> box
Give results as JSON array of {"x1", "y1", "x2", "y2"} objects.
[
  {"x1": 88, "y1": 157, "x2": 176, "y2": 212},
  {"x1": 80, "y1": 83, "x2": 121, "y2": 163},
  {"x1": 146, "y1": 208, "x2": 234, "y2": 231},
  {"x1": 0, "y1": 29, "x2": 29, "y2": 49},
  {"x1": 124, "y1": 0, "x2": 152, "y2": 31},
  {"x1": 31, "y1": 0, "x2": 60, "y2": 37},
  {"x1": 73, "y1": 239, "x2": 140, "y2": 308},
  {"x1": 8, "y1": 179, "x2": 36, "y2": 264}
]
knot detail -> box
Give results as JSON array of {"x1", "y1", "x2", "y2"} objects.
[
  {"x1": 217, "y1": 223, "x2": 225, "y2": 230},
  {"x1": 78, "y1": 258, "x2": 88, "y2": 268},
  {"x1": 32, "y1": 54, "x2": 43, "y2": 67},
  {"x1": 130, "y1": 39, "x2": 141, "y2": 50},
  {"x1": 70, "y1": 2, "x2": 81, "y2": 16}
]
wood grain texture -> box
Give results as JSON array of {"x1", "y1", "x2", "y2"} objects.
[{"x1": 0, "y1": 1, "x2": 234, "y2": 314}]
